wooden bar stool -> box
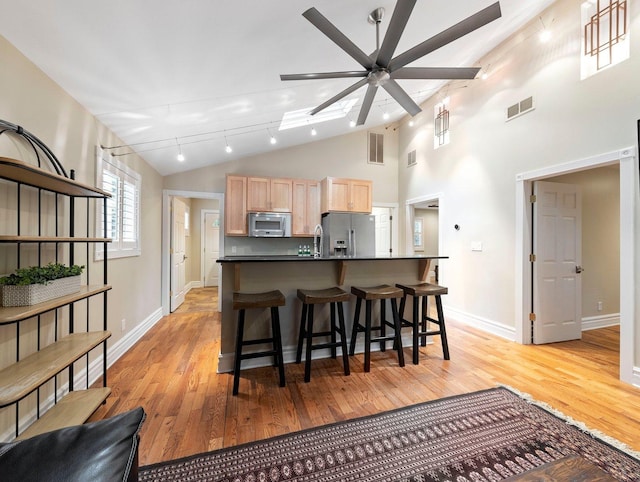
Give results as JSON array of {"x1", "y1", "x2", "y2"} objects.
[
  {"x1": 348, "y1": 285, "x2": 405, "y2": 372},
  {"x1": 396, "y1": 282, "x2": 450, "y2": 364},
  {"x1": 232, "y1": 290, "x2": 286, "y2": 395},
  {"x1": 295, "y1": 287, "x2": 350, "y2": 382}
]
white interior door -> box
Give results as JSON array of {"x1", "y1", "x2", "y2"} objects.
[
  {"x1": 373, "y1": 207, "x2": 391, "y2": 256},
  {"x1": 203, "y1": 211, "x2": 220, "y2": 287},
  {"x1": 533, "y1": 181, "x2": 582, "y2": 343},
  {"x1": 170, "y1": 197, "x2": 187, "y2": 312}
]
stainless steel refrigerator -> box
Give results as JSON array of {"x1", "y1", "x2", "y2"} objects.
[{"x1": 321, "y1": 213, "x2": 376, "y2": 257}]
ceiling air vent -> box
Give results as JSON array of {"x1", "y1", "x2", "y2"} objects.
[
  {"x1": 407, "y1": 150, "x2": 417, "y2": 167},
  {"x1": 368, "y1": 132, "x2": 384, "y2": 165},
  {"x1": 506, "y1": 96, "x2": 535, "y2": 121}
]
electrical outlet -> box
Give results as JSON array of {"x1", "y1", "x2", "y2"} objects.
[
  {"x1": 597, "y1": 301, "x2": 603, "y2": 312},
  {"x1": 231, "y1": 246, "x2": 237, "y2": 254},
  {"x1": 121, "y1": 318, "x2": 126, "y2": 331}
]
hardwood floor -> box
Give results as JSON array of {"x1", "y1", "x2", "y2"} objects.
[{"x1": 89, "y1": 287, "x2": 640, "y2": 466}]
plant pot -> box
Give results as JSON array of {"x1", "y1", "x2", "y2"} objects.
[{"x1": 1, "y1": 276, "x2": 81, "y2": 307}]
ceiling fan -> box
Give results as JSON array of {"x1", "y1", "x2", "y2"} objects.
[{"x1": 280, "y1": 1, "x2": 502, "y2": 125}]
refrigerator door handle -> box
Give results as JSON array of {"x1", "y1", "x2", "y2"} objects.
[{"x1": 351, "y1": 229, "x2": 356, "y2": 257}]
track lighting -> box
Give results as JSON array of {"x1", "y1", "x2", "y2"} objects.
[
  {"x1": 175, "y1": 138, "x2": 185, "y2": 162},
  {"x1": 538, "y1": 17, "x2": 551, "y2": 43},
  {"x1": 267, "y1": 128, "x2": 277, "y2": 145}
]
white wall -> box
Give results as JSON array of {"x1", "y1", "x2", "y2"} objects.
[{"x1": 396, "y1": 0, "x2": 639, "y2": 369}]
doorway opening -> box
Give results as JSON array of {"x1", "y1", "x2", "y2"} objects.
[
  {"x1": 515, "y1": 147, "x2": 637, "y2": 385},
  {"x1": 162, "y1": 190, "x2": 224, "y2": 316},
  {"x1": 405, "y1": 193, "x2": 442, "y2": 281}
]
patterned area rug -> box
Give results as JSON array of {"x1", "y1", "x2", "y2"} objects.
[{"x1": 139, "y1": 387, "x2": 640, "y2": 481}]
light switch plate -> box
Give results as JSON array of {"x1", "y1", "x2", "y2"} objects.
[{"x1": 471, "y1": 241, "x2": 483, "y2": 252}]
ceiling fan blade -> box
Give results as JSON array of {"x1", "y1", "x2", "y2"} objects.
[
  {"x1": 303, "y1": 7, "x2": 374, "y2": 70},
  {"x1": 381, "y1": 78, "x2": 421, "y2": 116},
  {"x1": 376, "y1": 0, "x2": 417, "y2": 67},
  {"x1": 388, "y1": 2, "x2": 502, "y2": 71},
  {"x1": 281, "y1": 71, "x2": 368, "y2": 81},
  {"x1": 357, "y1": 84, "x2": 378, "y2": 125},
  {"x1": 309, "y1": 78, "x2": 369, "y2": 115},
  {"x1": 392, "y1": 66, "x2": 480, "y2": 79}
]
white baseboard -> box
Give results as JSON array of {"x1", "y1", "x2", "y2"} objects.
[
  {"x1": 444, "y1": 305, "x2": 516, "y2": 341},
  {"x1": 105, "y1": 307, "x2": 163, "y2": 371},
  {"x1": 633, "y1": 366, "x2": 640, "y2": 388},
  {"x1": 582, "y1": 313, "x2": 620, "y2": 331}
]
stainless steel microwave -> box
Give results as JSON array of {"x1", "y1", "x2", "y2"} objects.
[{"x1": 248, "y1": 212, "x2": 292, "y2": 237}]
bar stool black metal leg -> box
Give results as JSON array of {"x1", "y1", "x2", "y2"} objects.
[
  {"x1": 364, "y1": 300, "x2": 372, "y2": 372},
  {"x1": 436, "y1": 295, "x2": 450, "y2": 360},
  {"x1": 233, "y1": 309, "x2": 246, "y2": 396},
  {"x1": 271, "y1": 306, "x2": 286, "y2": 387},
  {"x1": 391, "y1": 298, "x2": 405, "y2": 367},
  {"x1": 337, "y1": 302, "x2": 350, "y2": 376},
  {"x1": 412, "y1": 295, "x2": 420, "y2": 365},
  {"x1": 379, "y1": 299, "x2": 387, "y2": 352},
  {"x1": 349, "y1": 298, "x2": 362, "y2": 356},
  {"x1": 304, "y1": 304, "x2": 314, "y2": 383},
  {"x1": 421, "y1": 295, "x2": 428, "y2": 347},
  {"x1": 330, "y1": 302, "x2": 337, "y2": 359},
  {"x1": 296, "y1": 303, "x2": 307, "y2": 364}
]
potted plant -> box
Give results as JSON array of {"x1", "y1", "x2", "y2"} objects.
[{"x1": 0, "y1": 263, "x2": 84, "y2": 307}]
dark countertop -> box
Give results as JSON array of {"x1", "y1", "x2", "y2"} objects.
[{"x1": 217, "y1": 255, "x2": 447, "y2": 263}]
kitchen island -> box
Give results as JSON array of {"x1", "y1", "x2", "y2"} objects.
[{"x1": 216, "y1": 255, "x2": 447, "y2": 373}]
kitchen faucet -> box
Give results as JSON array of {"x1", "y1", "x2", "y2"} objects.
[{"x1": 313, "y1": 224, "x2": 323, "y2": 258}]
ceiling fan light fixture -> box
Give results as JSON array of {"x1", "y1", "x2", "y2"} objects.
[
  {"x1": 282, "y1": 2, "x2": 502, "y2": 125},
  {"x1": 368, "y1": 69, "x2": 390, "y2": 87}
]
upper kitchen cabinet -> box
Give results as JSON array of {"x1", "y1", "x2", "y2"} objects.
[
  {"x1": 225, "y1": 175, "x2": 247, "y2": 236},
  {"x1": 247, "y1": 177, "x2": 293, "y2": 213},
  {"x1": 321, "y1": 177, "x2": 372, "y2": 214},
  {"x1": 292, "y1": 179, "x2": 320, "y2": 237}
]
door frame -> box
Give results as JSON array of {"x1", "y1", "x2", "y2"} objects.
[
  {"x1": 162, "y1": 190, "x2": 225, "y2": 316},
  {"x1": 201, "y1": 209, "x2": 220, "y2": 287},
  {"x1": 405, "y1": 193, "x2": 443, "y2": 256},
  {"x1": 515, "y1": 146, "x2": 637, "y2": 385}
]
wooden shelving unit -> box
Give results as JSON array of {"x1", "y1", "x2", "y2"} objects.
[{"x1": 0, "y1": 156, "x2": 112, "y2": 439}]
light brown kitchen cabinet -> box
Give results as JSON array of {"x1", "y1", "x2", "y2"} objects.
[
  {"x1": 321, "y1": 177, "x2": 372, "y2": 214},
  {"x1": 292, "y1": 179, "x2": 320, "y2": 236},
  {"x1": 247, "y1": 177, "x2": 292, "y2": 213},
  {"x1": 225, "y1": 175, "x2": 247, "y2": 236}
]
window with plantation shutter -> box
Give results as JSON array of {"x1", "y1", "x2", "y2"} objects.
[{"x1": 96, "y1": 147, "x2": 141, "y2": 259}]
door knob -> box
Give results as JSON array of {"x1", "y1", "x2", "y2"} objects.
[{"x1": 575, "y1": 265, "x2": 584, "y2": 273}]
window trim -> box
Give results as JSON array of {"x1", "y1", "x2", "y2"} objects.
[{"x1": 95, "y1": 146, "x2": 142, "y2": 260}]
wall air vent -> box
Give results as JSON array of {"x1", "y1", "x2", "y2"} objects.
[
  {"x1": 368, "y1": 132, "x2": 384, "y2": 164},
  {"x1": 506, "y1": 96, "x2": 535, "y2": 121},
  {"x1": 408, "y1": 150, "x2": 417, "y2": 167}
]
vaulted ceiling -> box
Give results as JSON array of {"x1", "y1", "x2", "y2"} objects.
[{"x1": 0, "y1": 0, "x2": 557, "y2": 175}]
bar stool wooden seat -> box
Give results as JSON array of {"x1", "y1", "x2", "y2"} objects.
[
  {"x1": 396, "y1": 282, "x2": 450, "y2": 364},
  {"x1": 295, "y1": 287, "x2": 350, "y2": 382},
  {"x1": 348, "y1": 285, "x2": 405, "y2": 372},
  {"x1": 232, "y1": 290, "x2": 286, "y2": 395}
]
